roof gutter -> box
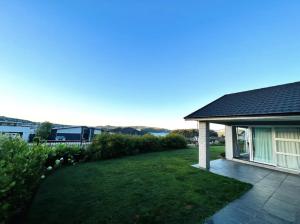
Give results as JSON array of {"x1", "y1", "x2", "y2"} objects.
[{"x1": 185, "y1": 115, "x2": 300, "y2": 122}]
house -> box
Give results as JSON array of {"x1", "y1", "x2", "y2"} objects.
[
  {"x1": 50, "y1": 126, "x2": 101, "y2": 142},
  {"x1": 185, "y1": 81, "x2": 300, "y2": 174},
  {"x1": 0, "y1": 121, "x2": 35, "y2": 142}
]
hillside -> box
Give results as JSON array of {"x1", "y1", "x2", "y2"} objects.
[
  {"x1": 0, "y1": 116, "x2": 170, "y2": 135},
  {"x1": 97, "y1": 125, "x2": 170, "y2": 134},
  {"x1": 0, "y1": 116, "x2": 37, "y2": 126}
]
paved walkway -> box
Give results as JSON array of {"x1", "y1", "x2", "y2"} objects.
[{"x1": 205, "y1": 159, "x2": 300, "y2": 224}]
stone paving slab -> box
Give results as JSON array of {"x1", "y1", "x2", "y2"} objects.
[{"x1": 201, "y1": 159, "x2": 300, "y2": 224}]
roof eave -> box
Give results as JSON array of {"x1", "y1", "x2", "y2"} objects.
[{"x1": 184, "y1": 114, "x2": 300, "y2": 122}]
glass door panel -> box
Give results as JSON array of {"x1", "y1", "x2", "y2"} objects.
[
  {"x1": 253, "y1": 128, "x2": 274, "y2": 165},
  {"x1": 235, "y1": 127, "x2": 250, "y2": 161},
  {"x1": 275, "y1": 127, "x2": 300, "y2": 170}
]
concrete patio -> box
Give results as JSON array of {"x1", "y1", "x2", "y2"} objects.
[{"x1": 203, "y1": 159, "x2": 300, "y2": 224}]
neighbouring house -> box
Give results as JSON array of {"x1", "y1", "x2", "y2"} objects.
[
  {"x1": 0, "y1": 121, "x2": 35, "y2": 142},
  {"x1": 185, "y1": 81, "x2": 300, "y2": 174},
  {"x1": 50, "y1": 126, "x2": 101, "y2": 142}
]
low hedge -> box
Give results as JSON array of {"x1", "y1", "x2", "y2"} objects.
[
  {"x1": 0, "y1": 133, "x2": 186, "y2": 223},
  {"x1": 0, "y1": 137, "x2": 47, "y2": 223},
  {"x1": 0, "y1": 138, "x2": 86, "y2": 223},
  {"x1": 88, "y1": 133, "x2": 187, "y2": 160}
]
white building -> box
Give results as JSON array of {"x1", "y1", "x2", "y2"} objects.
[{"x1": 0, "y1": 122, "x2": 35, "y2": 142}]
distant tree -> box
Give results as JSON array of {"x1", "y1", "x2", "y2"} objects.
[
  {"x1": 171, "y1": 129, "x2": 219, "y2": 138},
  {"x1": 36, "y1": 121, "x2": 53, "y2": 140},
  {"x1": 171, "y1": 129, "x2": 198, "y2": 144},
  {"x1": 209, "y1": 130, "x2": 218, "y2": 138}
]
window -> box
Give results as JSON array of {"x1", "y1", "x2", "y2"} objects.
[{"x1": 275, "y1": 128, "x2": 300, "y2": 170}]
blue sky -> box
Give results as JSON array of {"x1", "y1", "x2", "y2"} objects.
[{"x1": 0, "y1": 1, "x2": 300, "y2": 129}]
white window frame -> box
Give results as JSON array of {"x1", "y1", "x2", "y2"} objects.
[
  {"x1": 249, "y1": 127, "x2": 254, "y2": 162},
  {"x1": 274, "y1": 128, "x2": 300, "y2": 170},
  {"x1": 247, "y1": 125, "x2": 300, "y2": 170}
]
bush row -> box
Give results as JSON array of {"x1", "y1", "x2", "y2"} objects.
[
  {"x1": 0, "y1": 133, "x2": 186, "y2": 223},
  {"x1": 88, "y1": 133, "x2": 187, "y2": 160},
  {"x1": 0, "y1": 137, "x2": 47, "y2": 223},
  {"x1": 0, "y1": 137, "x2": 87, "y2": 223}
]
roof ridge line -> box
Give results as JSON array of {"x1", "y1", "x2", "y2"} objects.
[{"x1": 225, "y1": 80, "x2": 300, "y2": 96}]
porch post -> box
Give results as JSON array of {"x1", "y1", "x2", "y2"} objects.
[
  {"x1": 198, "y1": 121, "x2": 210, "y2": 169},
  {"x1": 225, "y1": 125, "x2": 234, "y2": 160}
]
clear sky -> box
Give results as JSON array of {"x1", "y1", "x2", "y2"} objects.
[{"x1": 1, "y1": 1, "x2": 300, "y2": 130}]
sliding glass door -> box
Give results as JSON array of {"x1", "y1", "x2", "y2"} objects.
[
  {"x1": 252, "y1": 128, "x2": 274, "y2": 165},
  {"x1": 275, "y1": 128, "x2": 300, "y2": 170},
  {"x1": 251, "y1": 127, "x2": 300, "y2": 170}
]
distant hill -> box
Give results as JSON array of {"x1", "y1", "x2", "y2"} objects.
[
  {"x1": 97, "y1": 125, "x2": 170, "y2": 135},
  {"x1": 102, "y1": 127, "x2": 147, "y2": 135},
  {"x1": 0, "y1": 116, "x2": 170, "y2": 135},
  {"x1": 0, "y1": 116, "x2": 70, "y2": 128},
  {"x1": 0, "y1": 116, "x2": 38, "y2": 126},
  {"x1": 132, "y1": 126, "x2": 170, "y2": 133},
  {"x1": 97, "y1": 125, "x2": 170, "y2": 136}
]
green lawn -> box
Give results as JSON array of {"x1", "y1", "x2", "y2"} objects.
[
  {"x1": 209, "y1": 145, "x2": 225, "y2": 160},
  {"x1": 27, "y1": 146, "x2": 251, "y2": 224}
]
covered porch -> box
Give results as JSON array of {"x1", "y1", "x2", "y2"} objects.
[
  {"x1": 195, "y1": 115, "x2": 300, "y2": 174},
  {"x1": 185, "y1": 82, "x2": 300, "y2": 223}
]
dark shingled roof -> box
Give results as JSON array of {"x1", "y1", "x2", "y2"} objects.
[{"x1": 185, "y1": 81, "x2": 300, "y2": 119}]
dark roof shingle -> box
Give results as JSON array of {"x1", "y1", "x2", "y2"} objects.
[{"x1": 185, "y1": 81, "x2": 300, "y2": 119}]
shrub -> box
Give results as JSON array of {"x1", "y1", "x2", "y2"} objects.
[
  {"x1": 32, "y1": 136, "x2": 40, "y2": 144},
  {"x1": 0, "y1": 133, "x2": 188, "y2": 223},
  {"x1": 162, "y1": 133, "x2": 187, "y2": 149},
  {"x1": 89, "y1": 133, "x2": 140, "y2": 160},
  {"x1": 89, "y1": 133, "x2": 187, "y2": 160},
  {"x1": 46, "y1": 144, "x2": 84, "y2": 166},
  {"x1": 0, "y1": 137, "x2": 83, "y2": 223},
  {"x1": 0, "y1": 136, "x2": 49, "y2": 223},
  {"x1": 138, "y1": 134, "x2": 163, "y2": 153}
]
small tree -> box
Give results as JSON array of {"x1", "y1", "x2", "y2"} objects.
[
  {"x1": 209, "y1": 130, "x2": 218, "y2": 138},
  {"x1": 36, "y1": 122, "x2": 52, "y2": 140}
]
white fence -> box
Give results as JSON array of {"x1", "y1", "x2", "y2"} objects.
[{"x1": 29, "y1": 141, "x2": 92, "y2": 148}]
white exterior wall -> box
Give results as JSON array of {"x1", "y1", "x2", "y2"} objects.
[
  {"x1": 56, "y1": 127, "x2": 82, "y2": 134},
  {"x1": 0, "y1": 125, "x2": 32, "y2": 142},
  {"x1": 225, "y1": 125, "x2": 234, "y2": 160},
  {"x1": 198, "y1": 121, "x2": 210, "y2": 169}
]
